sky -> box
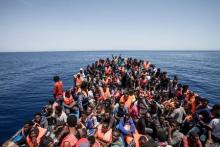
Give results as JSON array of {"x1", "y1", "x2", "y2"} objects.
[{"x1": 0, "y1": 0, "x2": 220, "y2": 52}]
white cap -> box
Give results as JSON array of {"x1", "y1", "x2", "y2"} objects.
[{"x1": 80, "y1": 68, "x2": 83, "y2": 71}]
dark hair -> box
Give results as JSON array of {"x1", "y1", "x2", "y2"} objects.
[
  {"x1": 34, "y1": 112, "x2": 42, "y2": 117},
  {"x1": 88, "y1": 136, "x2": 95, "y2": 145},
  {"x1": 201, "y1": 98, "x2": 209, "y2": 103},
  {"x1": 39, "y1": 136, "x2": 53, "y2": 147},
  {"x1": 53, "y1": 76, "x2": 60, "y2": 82},
  {"x1": 24, "y1": 120, "x2": 34, "y2": 126},
  {"x1": 67, "y1": 115, "x2": 77, "y2": 127},
  {"x1": 29, "y1": 127, "x2": 39, "y2": 136},
  {"x1": 48, "y1": 99, "x2": 55, "y2": 105},
  {"x1": 81, "y1": 81, "x2": 87, "y2": 89},
  {"x1": 55, "y1": 105, "x2": 62, "y2": 114}
]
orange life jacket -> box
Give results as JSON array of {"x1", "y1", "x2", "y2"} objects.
[
  {"x1": 100, "y1": 88, "x2": 111, "y2": 100},
  {"x1": 96, "y1": 124, "x2": 112, "y2": 143},
  {"x1": 60, "y1": 133, "x2": 78, "y2": 147},
  {"x1": 26, "y1": 127, "x2": 46, "y2": 147},
  {"x1": 53, "y1": 81, "x2": 63, "y2": 99},
  {"x1": 63, "y1": 95, "x2": 74, "y2": 105}
]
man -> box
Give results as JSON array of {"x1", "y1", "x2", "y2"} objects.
[
  {"x1": 170, "y1": 102, "x2": 186, "y2": 124},
  {"x1": 101, "y1": 110, "x2": 115, "y2": 129},
  {"x1": 12, "y1": 121, "x2": 34, "y2": 146},
  {"x1": 207, "y1": 104, "x2": 220, "y2": 144},
  {"x1": 60, "y1": 115, "x2": 78, "y2": 147},
  {"x1": 117, "y1": 113, "x2": 136, "y2": 146},
  {"x1": 167, "y1": 120, "x2": 184, "y2": 146},
  {"x1": 53, "y1": 76, "x2": 64, "y2": 102},
  {"x1": 33, "y1": 112, "x2": 48, "y2": 129},
  {"x1": 95, "y1": 122, "x2": 112, "y2": 146},
  {"x1": 85, "y1": 106, "x2": 99, "y2": 136},
  {"x1": 113, "y1": 102, "x2": 129, "y2": 122},
  {"x1": 110, "y1": 129, "x2": 124, "y2": 147},
  {"x1": 55, "y1": 105, "x2": 67, "y2": 124}
]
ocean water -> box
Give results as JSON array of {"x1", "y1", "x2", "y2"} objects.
[{"x1": 0, "y1": 51, "x2": 220, "y2": 143}]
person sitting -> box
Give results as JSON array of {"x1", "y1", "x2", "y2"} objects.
[
  {"x1": 113, "y1": 102, "x2": 129, "y2": 122},
  {"x1": 167, "y1": 119, "x2": 184, "y2": 147},
  {"x1": 63, "y1": 90, "x2": 78, "y2": 115},
  {"x1": 85, "y1": 106, "x2": 99, "y2": 136},
  {"x1": 109, "y1": 129, "x2": 124, "y2": 147},
  {"x1": 26, "y1": 126, "x2": 46, "y2": 147},
  {"x1": 195, "y1": 98, "x2": 212, "y2": 124},
  {"x1": 95, "y1": 122, "x2": 112, "y2": 146},
  {"x1": 100, "y1": 110, "x2": 115, "y2": 129},
  {"x1": 55, "y1": 105, "x2": 67, "y2": 124},
  {"x1": 59, "y1": 125, "x2": 78, "y2": 147},
  {"x1": 66, "y1": 115, "x2": 80, "y2": 140},
  {"x1": 39, "y1": 135, "x2": 54, "y2": 147},
  {"x1": 99, "y1": 84, "x2": 111, "y2": 101},
  {"x1": 183, "y1": 131, "x2": 202, "y2": 147},
  {"x1": 76, "y1": 81, "x2": 89, "y2": 113},
  {"x1": 12, "y1": 120, "x2": 34, "y2": 146},
  {"x1": 117, "y1": 113, "x2": 135, "y2": 146},
  {"x1": 120, "y1": 92, "x2": 134, "y2": 109},
  {"x1": 170, "y1": 102, "x2": 186, "y2": 124},
  {"x1": 88, "y1": 136, "x2": 101, "y2": 147},
  {"x1": 137, "y1": 112, "x2": 155, "y2": 136},
  {"x1": 33, "y1": 112, "x2": 48, "y2": 129},
  {"x1": 207, "y1": 104, "x2": 220, "y2": 144}
]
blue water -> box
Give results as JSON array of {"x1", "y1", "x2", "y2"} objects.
[{"x1": 0, "y1": 51, "x2": 220, "y2": 143}]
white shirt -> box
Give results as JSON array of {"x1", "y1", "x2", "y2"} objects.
[
  {"x1": 209, "y1": 118, "x2": 220, "y2": 139},
  {"x1": 170, "y1": 107, "x2": 186, "y2": 123},
  {"x1": 56, "y1": 111, "x2": 67, "y2": 123}
]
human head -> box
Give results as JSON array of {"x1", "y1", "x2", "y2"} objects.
[
  {"x1": 124, "y1": 113, "x2": 130, "y2": 121},
  {"x1": 86, "y1": 106, "x2": 92, "y2": 116},
  {"x1": 119, "y1": 102, "x2": 125, "y2": 109},
  {"x1": 48, "y1": 99, "x2": 55, "y2": 105},
  {"x1": 201, "y1": 98, "x2": 209, "y2": 107},
  {"x1": 96, "y1": 105, "x2": 102, "y2": 113},
  {"x1": 65, "y1": 90, "x2": 70, "y2": 98},
  {"x1": 55, "y1": 105, "x2": 63, "y2": 116},
  {"x1": 67, "y1": 115, "x2": 77, "y2": 127},
  {"x1": 211, "y1": 104, "x2": 220, "y2": 117},
  {"x1": 101, "y1": 122, "x2": 109, "y2": 133},
  {"x1": 34, "y1": 112, "x2": 42, "y2": 123},
  {"x1": 88, "y1": 136, "x2": 96, "y2": 146},
  {"x1": 39, "y1": 136, "x2": 54, "y2": 147},
  {"x1": 104, "y1": 110, "x2": 111, "y2": 119},
  {"x1": 139, "y1": 136, "x2": 148, "y2": 147},
  {"x1": 53, "y1": 76, "x2": 60, "y2": 82},
  {"x1": 29, "y1": 127, "x2": 39, "y2": 141},
  {"x1": 81, "y1": 112, "x2": 87, "y2": 122},
  {"x1": 189, "y1": 131, "x2": 200, "y2": 143},
  {"x1": 80, "y1": 128, "x2": 87, "y2": 138},
  {"x1": 81, "y1": 81, "x2": 87, "y2": 90},
  {"x1": 169, "y1": 119, "x2": 178, "y2": 131},
  {"x1": 23, "y1": 120, "x2": 34, "y2": 133},
  {"x1": 145, "y1": 113, "x2": 151, "y2": 122},
  {"x1": 112, "y1": 129, "x2": 120, "y2": 142}
]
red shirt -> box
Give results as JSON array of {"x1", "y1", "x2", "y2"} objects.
[{"x1": 53, "y1": 81, "x2": 63, "y2": 99}]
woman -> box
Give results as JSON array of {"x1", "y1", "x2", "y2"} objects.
[{"x1": 26, "y1": 126, "x2": 46, "y2": 147}]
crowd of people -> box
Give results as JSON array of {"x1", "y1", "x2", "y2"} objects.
[{"x1": 6, "y1": 55, "x2": 220, "y2": 147}]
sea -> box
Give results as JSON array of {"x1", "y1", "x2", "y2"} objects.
[{"x1": 0, "y1": 51, "x2": 220, "y2": 143}]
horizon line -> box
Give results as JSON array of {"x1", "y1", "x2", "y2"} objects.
[{"x1": 0, "y1": 49, "x2": 220, "y2": 53}]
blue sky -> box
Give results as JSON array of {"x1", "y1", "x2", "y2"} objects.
[{"x1": 0, "y1": 0, "x2": 220, "y2": 52}]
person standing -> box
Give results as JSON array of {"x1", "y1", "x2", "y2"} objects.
[{"x1": 53, "y1": 76, "x2": 64, "y2": 104}]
